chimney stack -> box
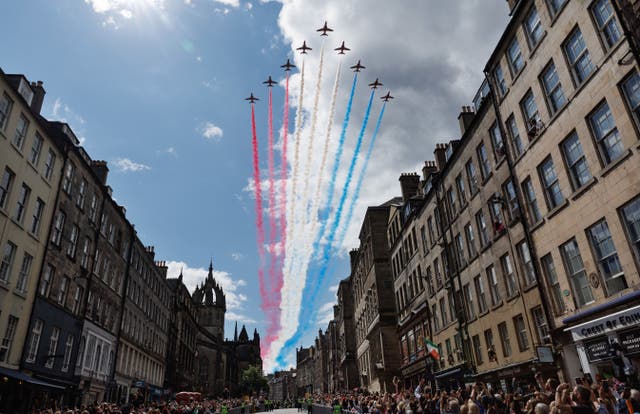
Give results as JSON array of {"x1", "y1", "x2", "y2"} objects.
[
  {"x1": 349, "y1": 249, "x2": 359, "y2": 271},
  {"x1": 91, "y1": 161, "x2": 109, "y2": 186},
  {"x1": 399, "y1": 173, "x2": 420, "y2": 202},
  {"x1": 155, "y1": 260, "x2": 168, "y2": 279},
  {"x1": 458, "y1": 106, "x2": 475, "y2": 135},
  {"x1": 145, "y1": 245, "x2": 155, "y2": 260},
  {"x1": 421, "y1": 161, "x2": 438, "y2": 181},
  {"x1": 434, "y1": 143, "x2": 448, "y2": 171},
  {"x1": 30, "y1": 81, "x2": 46, "y2": 115}
]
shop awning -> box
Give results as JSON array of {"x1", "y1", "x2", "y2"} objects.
[
  {"x1": 562, "y1": 291, "x2": 640, "y2": 325},
  {"x1": 434, "y1": 364, "x2": 465, "y2": 379},
  {"x1": 0, "y1": 367, "x2": 65, "y2": 390}
]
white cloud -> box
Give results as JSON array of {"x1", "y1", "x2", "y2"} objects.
[
  {"x1": 113, "y1": 158, "x2": 151, "y2": 172},
  {"x1": 165, "y1": 260, "x2": 247, "y2": 311},
  {"x1": 245, "y1": 2, "x2": 253, "y2": 10},
  {"x1": 266, "y1": 0, "x2": 510, "y2": 371},
  {"x1": 165, "y1": 147, "x2": 177, "y2": 157},
  {"x1": 231, "y1": 253, "x2": 245, "y2": 262},
  {"x1": 316, "y1": 302, "x2": 335, "y2": 326},
  {"x1": 328, "y1": 284, "x2": 339, "y2": 293},
  {"x1": 226, "y1": 312, "x2": 257, "y2": 324},
  {"x1": 199, "y1": 121, "x2": 224, "y2": 141},
  {"x1": 84, "y1": 0, "x2": 167, "y2": 28},
  {"x1": 119, "y1": 9, "x2": 133, "y2": 18},
  {"x1": 213, "y1": 0, "x2": 240, "y2": 7}
]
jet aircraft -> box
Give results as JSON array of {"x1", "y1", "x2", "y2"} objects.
[
  {"x1": 335, "y1": 41, "x2": 350, "y2": 54},
  {"x1": 296, "y1": 41, "x2": 312, "y2": 54},
  {"x1": 317, "y1": 21, "x2": 333, "y2": 36},
  {"x1": 368, "y1": 78, "x2": 383, "y2": 89},
  {"x1": 263, "y1": 76, "x2": 276, "y2": 87},
  {"x1": 350, "y1": 60, "x2": 365, "y2": 72},
  {"x1": 281, "y1": 59, "x2": 296, "y2": 71},
  {"x1": 245, "y1": 93, "x2": 259, "y2": 103},
  {"x1": 381, "y1": 92, "x2": 394, "y2": 102}
]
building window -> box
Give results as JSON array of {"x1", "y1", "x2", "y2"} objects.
[
  {"x1": 562, "y1": 132, "x2": 592, "y2": 190},
  {"x1": 464, "y1": 283, "x2": 475, "y2": 320},
  {"x1": 546, "y1": 0, "x2": 567, "y2": 17},
  {"x1": 466, "y1": 160, "x2": 479, "y2": 196},
  {"x1": 477, "y1": 142, "x2": 491, "y2": 180},
  {"x1": 487, "y1": 265, "x2": 501, "y2": 306},
  {"x1": 58, "y1": 276, "x2": 69, "y2": 306},
  {"x1": 590, "y1": 101, "x2": 625, "y2": 165},
  {"x1": 541, "y1": 254, "x2": 566, "y2": 314},
  {"x1": 564, "y1": 28, "x2": 594, "y2": 85},
  {"x1": 77, "y1": 179, "x2": 87, "y2": 209},
  {"x1": 532, "y1": 306, "x2": 550, "y2": 343},
  {"x1": 0, "y1": 167, "x2": 15, "y2": 210},
  {"x1": 40, "y1": 264, "x2": 54, "y2": 297},
  {"x1": 80, "y1": 237, "x2": 91, "y2": 269},
  {"x1": 62, "y1": 162, "x2": 76, "y2": 194},
  {"x1": 494, "y1": 65, "x2": 508, "y2": 96},
  {"x1": 456, "y1": 174, "x2": 467, "y2": 207},
  {"x1": 490, "y1": 201, "x2": 505, "y2": 235},
  {"x1": 44, "y1": 327, "x2": 60, "y2": 368},
  {"x1": 591, "y1": 0, "x2": 621, "y2": 49},
  {"x1": 16, "y1": 253, "x2": 33, "y2": 293},
  {"x1": 0, "y1": 93, "x2": 13, "y2": 130},
  {"x1": 485, "y1": 329, "x2": 496, "y2": 361},
  {"x1": 513, "y1": 314, "x2": 530, "y2": 351},
  {"x1": 503, "y1": 179, "x2": 520, "y2": 222},
  {"x1": 490, "y1": 122, "x2": 506, "y2": 160},
  {"x1": 522, "y1": 178, "x2": 542, "y2": 225},
  {"x1": 0, "y1": 316, "x2": 18, "y2": 362},
  {"x1": 507, "y1": 37, "x2": 525, "y2": 76},
  {"x1": 0, "y1": 241, "x2": 17, "y2": 283},
  {"x1": 587, "y1": 220, "x2": 627, "y2": 295},
  {"x1": 521, "y1": 90, "x2": 542, "y2": 137},
  {"x1": 465, "y1": 223, "x2": 477, "y2": 258},
  {"x1": 447, "y1": 187, "x2": 457, "y2": 217},
  {"x1": 43, "y1": 150, "x2": 56, "y2": 180},
  {"x1": 621, "y1": 196, "x2": 640, "y2": 265},
  {"x1": 561, "y1": 239, "x2": 594, "y2": 307},
  {"x1": 73, "y1": 286, "x2": 83, "y2": 315},
  {"x1": 13, "y1": 183, "x2": 31, "y2": 223},
  {"x1": 506, "y1": 115, "x2": 524, "y2": 157},
  {"x1": 476, "y1": 210, "x2": 490, "y2": 248},
  {"x1": 541, "y1": 61, "x2": 566, "y2": 114},
  {"x1": 501, "y1": 254, "x2": 517, "y2": 297},
  {"x1": 30, "y1": 198, "x2": 45, "y2": 236},
  {"x1": 524, "y1": 6, "x2": 544, "y2": 49},
  {"x1": 62, "y1": 335, "x2": 74, "y2": 372},
  {"x1": 432, "y1": 304, "x2": 439, "y2": 332},
  {"x1": 439, "y1": 297, "x2": 448, "y2": 327},
  {"x1": 67, "y1": 225, "x2": 79, "y2": 258},
  {"x1": 89, "y1": 193, "x2": 98, "y2": 223},
  {"x1": 426, "y1": 266, "x2": 434, "y2": 296},
  {"x1": 26, "y1": 319, "x2": 43, "y2": 363},
  {"x1": 538, "y1": 157, "x2": 564, "y2": 209},
  {"x1": 51, "y1": 211, "x2": 66, "y2": 246},
  {"x1": 28, "y1": 133, "x2": 44, "y2": 166},
  {"x1": 434, "y1": 258, "x2": 442, "y2": 289},
  {"x1": 518, "y1": 241, "x2": 536, "y2": 286},
  {"x1": 498, "y1": 322, "x2": 512, "y2": 357},
  {"x1": 455, "y1": 233, "x2": 466, "y2": 267},
  {"x1": 621, "y1": 71, "x2": 640, "y2": 130},
  {"x1": 13, "y1": 113, "x2": 29, "y2": 150},
  {"x1": 472, "y1": 334, "x2": 483, "y2": 365}
]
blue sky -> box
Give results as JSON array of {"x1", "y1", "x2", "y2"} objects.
[{"x1": 1, "y1": 0, "x2": 509, "y2": 371}]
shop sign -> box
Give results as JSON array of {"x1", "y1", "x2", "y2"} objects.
[
  {"x1": 567, "y1": 304, "x2": 640, "y2": 341},
  {"x1": 536, "y1": 346, "x2": 554, "y2": 363},
  {"x1": 619, "y1": 329, "x2": 640, "y2": 355},
  {"x1": 584, "y1": 338, "x2": 610, "y2": 362}
]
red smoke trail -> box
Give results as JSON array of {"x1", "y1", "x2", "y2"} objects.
[{"x1": 251, "y1": 104, "x2": 268, "y2": 310}]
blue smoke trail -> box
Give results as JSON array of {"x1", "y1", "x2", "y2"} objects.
[
  {"x1": 276, "y1": 90, "x2": 376, "y2": 368},
  {"x1": 275, "y1": 75, "x2": 359, "y2": 367},
  {"x1": 335, "y1": 103, "x2": 387, "y2": 248}
]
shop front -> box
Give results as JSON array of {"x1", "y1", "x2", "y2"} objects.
[
  {"x1": 563, "y1": 301, "x2": 640, "y2": 384},
  {"x1": 0, "y1": 366, "x2": 66, "y2": 412}
]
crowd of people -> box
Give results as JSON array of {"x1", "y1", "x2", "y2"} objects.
[{"x1": 303, "y1": 373, "x2": 640, "y2": 414}]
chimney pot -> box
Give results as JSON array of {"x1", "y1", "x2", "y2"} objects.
[{"x1": 30, "y1": 80, "x2": 46, "y2": 115}]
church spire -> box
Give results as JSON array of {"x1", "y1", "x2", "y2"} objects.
[
  {"x1": 208, "y1": 258, "x2": 214, "y2": 281},
  {"x1": 234, "y1": 322, "x2": 238, "y2": 341}
]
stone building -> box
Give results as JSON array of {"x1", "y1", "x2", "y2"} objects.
[
  {"x1": 268, "y1": 369, "x2": 296, "y2": 402},
  {"x1": 295, "y1": 346, "x2": 313, "y2": 395},
  {"x1": 335, "y1": 275, "x2": 359, "y2": 391},
  {"x1": 485, "y1": 0, "x2": 640, "y2": 382},
  {"x1": 0, "y1": 71, "x2": 65, "y2": 411},
  {"x1": 113, "y1": 245, "x2": 172, "y2": 403},
  {"x1": 351, "y1": 201, "x2": 402, "y2": 393},
  {"x1": 165, "y1": 271, "x2": 198, "y2": 393}
]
